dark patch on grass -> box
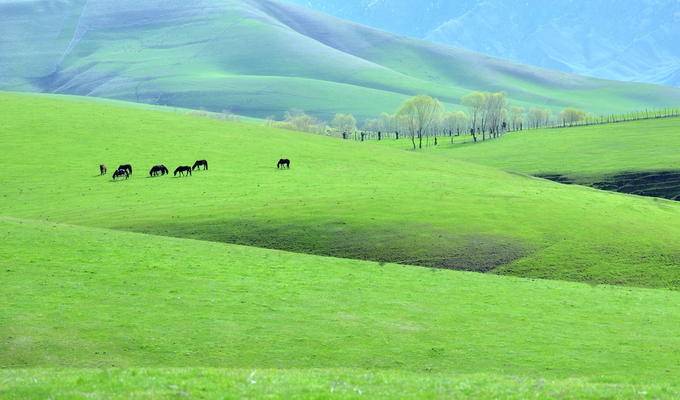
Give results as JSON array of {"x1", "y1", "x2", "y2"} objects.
[
  {"x1": 536, "y1": 171, "x2": 680, "y2": 201},
  {"x1": 534, "y1": 174, "x2": 575, "y2": 185},
  {"x1": 132, "y1": 219, "x2": 533, "y2": 272},
  {"x1": 592, "y1": 171, "x2": 680, "y2": 201}
]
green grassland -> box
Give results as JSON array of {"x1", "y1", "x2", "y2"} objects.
[
  {"x1": 2, "y1": 92, "x2": 680, "y2": 397},
  {"x1": 430, "y1": 118, "x2": 680, "y2": 180},
  {"x1": 2, "y1": 0, "x2": 680, "y2": 119},
  {"x1": 372, "y1": 118, "x2": 680, "y2": 201},
  {"x1": 2, "y1": 368, "x2": 678, "y2": 399},
  {"x1": 2, "y1": 92, "x2": 680, "y2": 289},
  {"x1": 2, "y1": 217, "x2": 680, "y2": 398}
]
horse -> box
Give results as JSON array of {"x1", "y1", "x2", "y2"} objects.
[
  {"x1": 192, "y1": 160, "x2": 208, "y2": 171},
  {"x1": 112, "y1": 168, "x2": 129, "y2": 180},
  {"x1": 149, "y1": 165, "x2": 169, "y2": 177},
  {"x1": 99, "y1": 164, "x2": 107, "y2": 175},
  {"x1": 118, "y1": 164, "x2": 133, "y2": 175},
  {"x1": 277, "y1": 159, "x2": 291, "y2": 169},
  {"x1": 174, "y1": 166, "x2": 192, "y2": 177}
]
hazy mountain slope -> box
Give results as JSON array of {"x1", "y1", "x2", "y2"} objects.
[
  {"x1": 289, "y1": 0, "x2": 680, "y2": 87},
  {"x1": 1, "y1": 0, "x2": 679, "y2": 119}
]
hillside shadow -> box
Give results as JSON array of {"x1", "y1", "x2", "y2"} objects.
[
  {"x1": 536, "y1": 170, "x2": 680, "y2": 201},
  {"x1": 131, "y1": 219, "x2": 533, "y2": 273}
]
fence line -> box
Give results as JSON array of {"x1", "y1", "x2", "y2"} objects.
[{"x1": 338, "y1": 107, "x2": 680, "y2": 144}]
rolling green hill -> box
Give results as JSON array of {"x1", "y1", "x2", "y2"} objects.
[
  {"x1": 2, "y1": 0, "x2": 680, "y2": 119},
  {"x1": 1, "y1": 92, "x2": 680, "y2": 290},
  {"x1": 2, "y1": 216, "x2": 680, "y2": 398},
  {"x1": 417, "y1": 118, "x2": 680, "y2": 200},
  {"x1": 2, "y1": 92, "x2": 680, "y2": 397},
  {"x1": 433, "y1": 118, "x2": 680, "y2": 177}
]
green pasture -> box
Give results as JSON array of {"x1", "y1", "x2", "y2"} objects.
[
  {"x1": 2, "y1": 92, "x2": 680, "y2": 398},
  {"x1": 2, "y1": 218, "x2": 680, "y2": 397},
  {"x1": 1, "y1": 92, "x2": 679, "y2": 289}
]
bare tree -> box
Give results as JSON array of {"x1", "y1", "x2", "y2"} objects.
[
  {"x1": 330, "y1": 113, "x2": 357, "y2": 137},
  {"x1": 527, "y1": 107, "x2": 551, "y2": 129},
  {"x1": 397, "y1": 95, "x2": 443, "y2": 149},
  {"x1": 482, "y1": 92, "x2": 507, "y2": 138},
  {"x1": 509, "y1": 107, "x2": 525, "y2": 131},
  {"x1": 462, "y1": 92, "x2": 487, "y2": 139},
  {"x1": 560, "y1": 108, "x2": 586, "y2": 127},
  {"x1": 442, "y1": 111, "x2": 469, "y2": 142},
  {"x1": 272, "y1": 109, "x2": 326, "y2": 134}
]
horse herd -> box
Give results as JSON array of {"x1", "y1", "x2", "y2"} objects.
[{"x1": 101, "y1": 158, "x2": 291, "y2": 180}]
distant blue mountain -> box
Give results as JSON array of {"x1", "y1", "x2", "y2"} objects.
[{"x1": 286, "y1": 0, "x2": 680, "y2": 87}]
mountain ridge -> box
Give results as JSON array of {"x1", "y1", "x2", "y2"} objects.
[
  {"x1": 1, "y1": 0, "x2": 679, "y2": 119},
  {"x1": 288, "y1": 0, "x2": 680, "y2": 87}
]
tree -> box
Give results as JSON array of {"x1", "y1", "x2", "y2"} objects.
[
  {"x1": 482, "y1": 92, "x2": 507, "y2": 138},
  {"x1": 442, "y1": 111, "x2": 468, "y2": 142},
  {"x1": 560, "y1": 108, "x2": 586, "y2": 127},
  {"x1": 273, "y1": 109, "x2": 325, "y2": 134},
  {"x1": 508, "y1": 107, "x2": 525, "y2": 131},
  {"x1": 527, "y1": 107, "x2": 551, "y2": 129},
  {"x1": 330, "y1": 113, "x2": 357, "y2": 136},
  {"x1": 362, "y1": 118, "x2": 381, "y2": 133},
  {"x1": 397, "y1": 95, "x2": 443, "y2": 149},
  {"x1": 378, "y1": 112, "x2": 397, "y2": 134},
  {"x1": 461, "y1": 92, "x2": 487, "y2": 138}
]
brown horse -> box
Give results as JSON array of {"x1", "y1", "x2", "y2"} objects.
[
  {"x1": 99, "y1": 164, "x2": 107, "y2": 175},
  {"x1": 192, "y1": 160, "x2": 208, "y2": 171},
  {"x1": 277, "y1": 159, "x2": 291, "y2": 169},
  {"x1": 174, "y1": 166, "x2": 192, "y2": 177}
]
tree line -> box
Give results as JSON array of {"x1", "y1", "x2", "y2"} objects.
[{"x1": 263, "y1": 94, "x2": 680, "y2": 149}]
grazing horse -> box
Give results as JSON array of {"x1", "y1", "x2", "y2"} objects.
[
  {"x1": 149, "y1": 165, "x2": 169, "y2": 177},
  {"x1": 112, "y1": 168, "x2": 129, "y2": 180},
  {"x1": 192, "y1": 160, "x2": 208, "y2": 171},
  {"x1": 174, "y1": 166, "x2": 192, "y2": 177},
  {"x1": 277, "y1": 159, "x2": 291, "y2": 169},
  {"x1": 118, "y1": 164, "x2": 133, "y2": 175},
  {"x1": 99, "y1": 164, "x2": 107, "y2": 175}
]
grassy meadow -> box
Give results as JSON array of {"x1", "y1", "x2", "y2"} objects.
[
  {"x1": 371, "y1": 117, "x2": 680, "y2": 200},
  {"x1": 2, "y1": 218, "x2": 680, "y2": 398},
  {"x1": 431, "y1": 118, "x2": 680, "y2": 180},
  {"x1": 2, "y1": 92, "x2": 680, "y2": 288},
  {"x1": 2, "y1": 92, "x2": 680, "y2": 397}
]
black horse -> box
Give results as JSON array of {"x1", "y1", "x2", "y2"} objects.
[
  {"x1": 112, "y1": 168, "x2": 129, "y2": 180},
  {"x1": 192, "y1": 160, "x2": 208, "y2": 171},
  {"x1": 174, "y1": 166, "x2": 192, "y2": 176},
  {"x1": 99, "y1": 164, "x2": 107, "y2": 175},
  {"x1": 118, "y1": 164, "x2": 133, "y2": 175},
  {"x1": 277, "y1": 159, "x2": 291, "y2": 169},
  {"x1": 149, "y1": 165, "x2": 169, "y2": 177}
]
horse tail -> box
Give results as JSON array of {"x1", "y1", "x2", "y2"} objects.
[{"x1": 205, "y1": 161, "x2": 208, "y2": 170}]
